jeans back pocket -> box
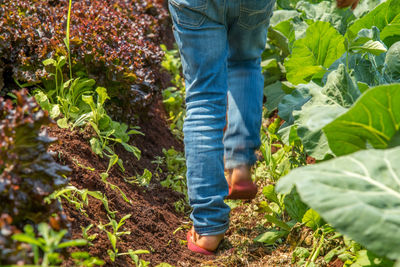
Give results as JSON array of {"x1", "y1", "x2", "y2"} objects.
[
  {"x1": 169, "y1": 0, "x2": 208, "y2": 28},
  {"x1": 238, "y1": 0, "x2": 275, "y2": 30}
]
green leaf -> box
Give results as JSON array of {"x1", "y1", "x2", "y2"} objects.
[
  {"x1": 351, "y1": 40, "x2": 387, "y2": 56},
  {"x1": 293, "y1": 246, "x2": 311, "y2": 261},
  {"x1": 265, "y1": 215, "x2": 291, "y2": 231},
  {"x1": 107, "y1": 231, "x2": 117, "y2": 251},
  {"x1": 284, "y1": 189, "x2": 309, "y2": 222},
  {"x1": 117, "y1": 214, "x2": 132, "y2": 230},
  {"x1": 90, "y1": 138, "x2": 103, "y2": 155},
  {"x1": 347, "y1": 0, "x2": 400, "y2": 47},
  {"x1": 280, "y1": 65, "x2": 360, "y2": 159},
  {"x1": 268, "y1": 28, "x2": 291, "y2": 57},
  {"x1": 58, "y1": 239, "x2": 88, "y2": 249},
  {"x1": 262, "y1": 185, "x2": 280, "y2": 204},
  {"x1": 137, "y1": 169, "x2": 152, "y2": 187},
  {"x1": 295, "y1": 0, "x2": 355, "y2": 35},
  {"x1": 278, "y1": 87, "x2": 312, "y2": 125},
  {"x1": 270, "y1": 10, "x2": 301, "y2": 27},
  {"x1": 276, "y1": 146, "x2": 400, "y2": 260},
  {"x1": 71, "y1": 251, "x2": 90, "y2": 259},
  {"x1": 96, "y1": 87, "x2": 110, "y2": 106},
  {"x1": 264, "y1": 81, "x2": 287, "y2": 113},
  {"x1": 357, "y1": 82, "x2": 370, "y2": 93},
  {"x1": 351, "y1": 250, "x2": 394, "y2": 267},
  {"x1": 43, "y1": 58, "x2": 56, "y2": 66},
  {"x1": 57, "y1": 117, "x2": 69, "y2": 129},
  {"x1": 127, "y1": 249, "x2": 150, "y2": 255},
  {"x1": 284, "y1": 21, "x2": 345, "y2": 85},
  {"x1": 254, "y1": 229, "x2": 288, "y2": 245},
  {"x1": 302, "y1": 209, "x2": 322, "y2": 230},
  {"x1": 256, "y1": 201, "x2": 274, "y2": 214},
  {"x1": 107, "y1": 154, "x2": 119, "y2": 172},
  {"x1": 327, "y1": 51, "x2": 387, "y2": 87},
  {"x1": 107, "y1": 249, "x2": 116, "y2": 262},
  {"x1": 294, "y1": 64, "x2": 360, "y2": 160},
  {"x1": 50, "y1": 104, "x2": 61, "y2": 119},
  {"x1": 127, "y1": 128, "x2": 144, "y2": 136},
  {"x1": 324, "y1": 84, "x2": 400, "y2": 156},
  {"x1": 57, "y1": 56, "x2": 66, "y2": 69},
  {"x1": 121, "y1": 142, "x2": 141, "y2": 160},
  {"x1": 82, "y1": 94, "x2": 95, "y2": 111},
  {"x1": 352, "y1": 0, "x2": 385, "y2": 18},
  {"x1": 12, "y1": 233, "x2": 42, "y2": 246},
  {"x1": 348, "y1": 27, "x2": 387, "y2": 56},
  {"x1": 273, "y1": 17, "x2": 309, "y2": 52}
]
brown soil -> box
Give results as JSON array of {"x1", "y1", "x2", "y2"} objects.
[
  {"x1": 329, "y1": 258, "x2": 344, "y2": 267},
  {"x1": 47, "y1": 99, "x2": 209, "y2": 266}
]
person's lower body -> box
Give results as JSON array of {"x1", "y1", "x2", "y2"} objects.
[{"x1": 168, "y1": 0, "x2": 275, "y2": 252}]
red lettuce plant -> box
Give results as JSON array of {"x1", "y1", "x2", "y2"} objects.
[
  {"x1": 0, "y1": 0, "x2": 169, "y2": 99},
  {"x1": 0, "y1": 89, "x2": 70, "y2": 263}
]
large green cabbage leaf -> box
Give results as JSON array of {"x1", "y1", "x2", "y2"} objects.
[
  {"x1": 323, "y1": 84, "x2": 400, "y2": 156},
  {"x1": 327, "y1": 27, "x2": 388, "y2": 86},
  {"x1": 276, "y1": 146, "x2": 400, "y2": 260},
  {"x1": 295, "y1": 0, "x2": 355, "y2": 34},
  {"x1": 279, "y1": 64, "x2": 360, "y2": 160},
  {"x1": 284, "y1": 21, "x2": 345, "y2": 85},
  {"x1": 347, "y1": 0, "x2": 400, "y2": 47},
  {"x1": 352, "y1": 0, "x2": 386, "y2": 18},
  {"x1": 385, "y1": 41, "x2": 400, "y2": 81}
]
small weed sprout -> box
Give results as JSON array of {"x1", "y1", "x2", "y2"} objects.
[
  {"x1": 81, "y1": 224, "x2": 98, "y2": 243},
  {"x1": 100, "y1": 154, "x2": 132, "y2": 204},
  {"x1": 125, "y1": 168, "x2": 153, "y2": 187},
  {"x1": 97, "y1": 214, "x2": 132, "y2": 262},
  {"x1": 46, "y1": 185, "x2": 117, "y2": 218},
  {"x1": 71, "y1": 251, "x2": 105, "y2": 267}
]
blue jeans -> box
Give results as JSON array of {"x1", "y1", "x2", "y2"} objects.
[{"x1": 169, "y1": 0, "x2": 275, "y2": 235}]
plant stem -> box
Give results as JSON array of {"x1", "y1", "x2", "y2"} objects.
[
  {"x1": 311, "y1": 232, "x2": 325, "y2": 263},
  {"x1": 66, "y1": 0, "x2": 73, "y2": 79},
  {"x1": 305, "y1": 231, "x2": 325, "y2": 267}
]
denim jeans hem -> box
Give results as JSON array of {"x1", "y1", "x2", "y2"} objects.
[
  {"x1": 194, "y1": 221, "x2": 229, "y2": 236},
  {"x1": 224, "y1": 156, "x2": 257, "y2": 170}
]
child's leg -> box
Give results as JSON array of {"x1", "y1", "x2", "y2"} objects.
[
  {"x1": 169, "y1": 0, "x2": 230, "y2": 237},
  {"x1": 224, "y1": 0, "x2": 275, "y2": 170}
]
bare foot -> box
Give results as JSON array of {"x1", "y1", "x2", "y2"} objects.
[
  {"x1": 226, "y1": 165, "x2": 252, "y2": 186},
  {"x1": 190, "y1": 228, "x2": 224, "y2": 252}
]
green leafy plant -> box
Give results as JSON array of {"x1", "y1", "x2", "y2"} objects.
[
  {"x1": 79, "y1": 86, "x2": 142, "y2": 163},
  {"x1": 258, "y1": 115, "x2": 306, "y2": 181},
  {"x1": 71, "y1": 251, "x2": 105, "y2": 267},
  {"x1": 277, "y1": 142, "x2": 400, "y2": 261},
  {"x1": 97, "y1": 214, "x2": 132, "y2": 262},
  {"x1": 385, "y1": 41, "x2": 400, "y2": 81},
  {"x1": 99, "y1": 154, "x2": 132, "y2": 204},
  {"x1": 270, "y1": 3, "x2": 400, "y2": 260},
  {"x1": 124, "y1": 169, "x2": 153, "y2": 187},
  {"x1": 118, "y1": 249, "x2": 150, "y2": 267},
  {"x1": 81, "y1": 224, "x2": 98, "y2": 243},
  {"x1": 47, "y1": 185, "x2": 117, "y2": 218},
  {"x1": 12, "y1": 223, "x2": 87, "y2": 267},
  {"x1": 161, "y1": 44, "x2": 186, "y2": 139},
  {"x1": 34, "y1": 59, "x2": 96, "y2": 128},
  {"x1": 284, "y1": 21, "x2": 346, "y2": 85},
  {"x1": 160, "y1": 148, "x2": 188, "y2": 197}
]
